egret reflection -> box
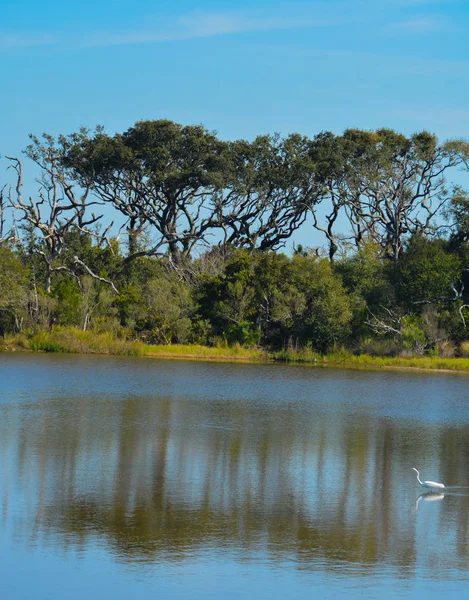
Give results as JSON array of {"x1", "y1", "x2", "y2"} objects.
[{"x1": 414, "y1": 492, "x2": 445, "y2": 512}]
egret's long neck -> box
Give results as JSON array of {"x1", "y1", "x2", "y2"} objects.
[{"x1": 414, "y1": 470, "x2": 422, "y2": 485}]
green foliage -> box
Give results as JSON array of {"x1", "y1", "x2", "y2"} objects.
[
  {"x1": 0, "y1": 247, "x2": 29, "y2": 335},
  {"x1": 446, "y1": 191, "x2": 469, "y2": 246},
  {"x1": 62, "y1": 120, "x2": 230, "y2": 260},
  {"x1": 28, "y1": 331, "x2": 63, "y2": 352},
  {"x1": 51, "y1": 279, "x2": 81, "y2": 325},
  {"x1": 223, "y1": 133, "x2": 320, "y2": 250},
  {"x1": 337, "y1": 243, "x2": 390, "y2": 304},
  {"x1": 4, "y1": 119, "x2": 469, "y2": 359},
  {"x1": 225, "y1": 321, "x2": 261, "y2": 346},
  {"x1": 459, "y1": 341, "x2": 469, "y2": 357},
  {"x1": 195, "y1": 249, "x2": 352, "y2": 352},
  {"x1": 356, "y1": 337, "x2": 399, "y2": 357},
  {"x1": 335, "y1": 243, "x2": 393, "y2": 339},
  {"x1": 400, "y1": 316, "x2": 426, "y2": 355},
  {"x1": 27, "y1": 327, "x2": 147, "y2": 355},
  {"x1": 394, "y1": 235, "x2": 461, "y2": 309},
  {"x1": 139, "y1": 272, "x2": 194, "y2": 344},
  {"x1": 290, "y1": 255, "x2": 352, "y2": 351},
  {"x1": 114, "y1": 284, "x2": 143, "y2": 327}
]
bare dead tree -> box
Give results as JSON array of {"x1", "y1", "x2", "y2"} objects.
[{"x1": 6, "y1": 135, "x2": 105, "y2": 293}]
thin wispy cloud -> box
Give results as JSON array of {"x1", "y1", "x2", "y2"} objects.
[
  {"x1": 81, "y1": 12, "x2": 325, "y2": 48},
  {"x1": 1, "y1": 2, "x2": 461, "y2": 52},
  {"x1": 261, "y1": 42, "x2": 469, "y2": 75},
  {"x1": 1, "y1": 8, "x2": 351, "y2": 52}
]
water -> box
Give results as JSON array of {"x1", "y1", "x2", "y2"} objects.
[{"x1": 1, "y1": 353, "x2": 469, "y2": 599}]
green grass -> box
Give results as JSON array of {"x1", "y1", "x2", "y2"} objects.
[
  {"x1": 1, "y1": 328, "x2": 147, "y2": 356},
  {"x1": 271, "y1": 347, "x2": 469, "y2": 372},
  {"x1": 3, "y1": 327, "x2": 469, "y2": 373},
  {"x1": 1, "y1": 328, "x2": 267, "y2": 361},
  {"x1": 145, "y1": 342, "x2": 266, "y2": 361},
  {"x1": 330, "y1": 353, "x2": 469, "y2": 372},
  {"x1": 271, "y1": 347, "x2": 323, "y2": 363},
  {"x1": 26, "y1": 328, "x2": 148, "y2": 356}
]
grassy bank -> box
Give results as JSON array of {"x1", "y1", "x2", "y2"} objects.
[
  {"x1": 274, "y1": 347, "x2": 469, "y2": 372},
  {"x1": 3, "y1": 327, "x2": 469, "y2": 373},
  {"x1": 1, "y1": 328, "x2": 267, "y2": 361}
]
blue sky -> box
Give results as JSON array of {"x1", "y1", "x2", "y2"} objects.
[
  {"x1": 1, "y1": 0, "x2": 469, "y2": 248},
  {"x1": 2, "y1": 0, "x2": 469, "y2": 154}
]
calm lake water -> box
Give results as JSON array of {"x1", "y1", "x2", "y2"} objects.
[{"x1": 1, "y1": 354, "x2": 469, "y2": 599}]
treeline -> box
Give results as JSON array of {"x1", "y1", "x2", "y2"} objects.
[{"x1": 1, "y1": 119, "x2": 469, "y2": 356}]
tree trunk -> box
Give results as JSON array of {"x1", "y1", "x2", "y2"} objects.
[
  {"x1": 45, "y1": 266, "x2": 52, "y2": 294},
  {"x1": 82, "y1": 310, "x2": 89, "y2": 331},
  {"x1": 127, "y1": 218, "x2": 139, "y2": 257}
]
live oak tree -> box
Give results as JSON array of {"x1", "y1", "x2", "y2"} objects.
[
  {"x1": 309, "y1": 129, "x2": 469, "y2": 262},
  {"x1": 445, "y1": 189, "x2": 469, "y2": 248},
  {"x1": 308, "y1": 131, "x2": 358, "y2": 261},
  {"x1": 218, "y1": 133, "x2": 323, "y2": 251},
  {"x1": 62, "y1": 120, "x2": 230, "y2": 264},
  {"x1": 63, "y1": 125, "x2": 324, "y2": 261},
  {"x1": 340, "y1": 129, "x2": 468, "y2": 262}
]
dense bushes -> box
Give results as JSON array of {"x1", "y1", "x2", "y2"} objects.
[{"x1": 1, "y1": 236, "x2": 469, "y2": 356}]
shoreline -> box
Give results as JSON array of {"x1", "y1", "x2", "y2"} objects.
[
  {"x1": 3, "y1": 331, "x2": 469, "y2": 375},
  {"x1": 147, "y1": 353, "x2": 469, "y2": 375}
]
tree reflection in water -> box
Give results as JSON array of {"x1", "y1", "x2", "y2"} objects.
[{"x1": 1, "y1": 358, "x2": 469, "y2": 579}]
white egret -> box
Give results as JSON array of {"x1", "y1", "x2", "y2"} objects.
[{"x1": 412, "y1": 468, "x2": 445, "y2": 491}]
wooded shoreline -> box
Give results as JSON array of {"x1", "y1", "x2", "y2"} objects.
[
  {"x1": 3, "y1": 120, "x2": 469, "y2": 360},
  {"x1": 3, "y1": 328, "x2": 469, "y2": 375}
]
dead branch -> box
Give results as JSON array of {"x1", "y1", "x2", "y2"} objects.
[
  {"x1": 366, "y1": 306, "x2": 403, "y2": 336},
  {"x1": 411, "y1": 274, "x2": 469, "y2": 326},
  {"x1": 72, "y1": 256, "x2": 119, "y2": 294}
]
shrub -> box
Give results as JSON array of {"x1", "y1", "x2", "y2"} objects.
[
  {"x1": 401, "y1": 316, "x2": 426, "y2": 355},
  {"x1": 459, "y1": 341, "x2": 469, "y2": 357},
  {"x1": 436, "y1": 339, "x2": 456, "y2": 358},
  {"x1": 28, "y1": 331, "x2": 63, "y2": 352},
  {"x1": 225, "y1": 321, "x2": 261, "y2": 347},
  {"x1": 357, "y1": 337, "x2": 399, "y2": 356}
]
